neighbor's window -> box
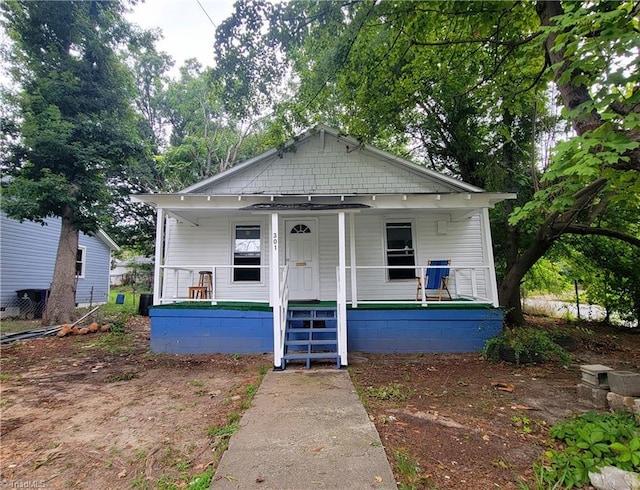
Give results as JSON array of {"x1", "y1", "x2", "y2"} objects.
[
  {"x1": 76, "y1": 247, "x2": 86, "y2": 278},
  {"x1": 385, "y1": 222, "x2": 415, "y2": 280},
  {"x1": 233, "y1": 225, "x2": 261, "y2": 281}
]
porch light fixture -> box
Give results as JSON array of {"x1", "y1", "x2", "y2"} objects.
[
  {"x1": 238, "y1": 195, "x2": 242, "y2": 201},
  {"x1": 402, "y1": 195, "x2": 407, "y2": 201},
  {"x1": 436, "y1": 194, "x2": 441, "y2": 200},
  {"x1": 207, "y1": 196, "x2": 211, "y2": 201},
  {"x1": 308, "y1": 195, "x2": 312, "y2": 201},
  {"x1": 466, "y1": 194, "x2": 472, "y2": 200},
  {"x1": 372, "y1": 195, "x2": 376, "y2": 201},
  {"x1": 180, "y1": 195, "x2": 184, "y2": 201}
]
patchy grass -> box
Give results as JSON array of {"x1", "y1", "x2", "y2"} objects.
[
  {"x1": 394, "y1": 450, "x2": 433, "y2": 490},
  {"x1": 105, "y1": 371, "x2": 140, "y2": 383},
  {"x1": 81, "y1": 332, "x2": 134, "y2": 355},
  {"x1": 0, "y1": 319, "x2": 41, "y2": 334},
  {"x1": 365, "y1": 382, "x2": 413, "y2": 401}
]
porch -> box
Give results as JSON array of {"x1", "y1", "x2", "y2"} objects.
[
  {"x1": 149, "y1": 300, "x2": 503, "y2": 364},
  {"x1": 148, "y1": 204, "x2": 505, "y2": 368},
  {"x1": 149, "y1": 256, "x2": 503, "y2": 368}
]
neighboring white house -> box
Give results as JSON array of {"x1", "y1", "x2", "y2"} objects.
[
  {"x1": 110, "y1": 257, "x2": 154, "y2": 287},
  {"x1": 133, "y1": 125, "x2": 515, "y2": 368},
  {"x1": 0, "y1": 214, "x2": 119, "y2": 318}
]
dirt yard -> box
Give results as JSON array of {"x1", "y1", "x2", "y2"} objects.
[{"x1": 1, "y1": 316, "x2": 639, "y2": 489}]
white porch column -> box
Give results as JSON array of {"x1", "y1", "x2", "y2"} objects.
[
  {"x1": 153, "y1": 208, "x2": 165, "y2": 305},
  {"x1": 481, "y1": 208, "x2": 500, "y2": 307},
  {"x1": 338, "y1": 212, "x2": 348, "y2": 366},
  {"x1": 349, "y1": 213, "x2": 358, "y2": 308},
  {"x1": 270, "y1": 212, "x2": 282, "y2": 368}
]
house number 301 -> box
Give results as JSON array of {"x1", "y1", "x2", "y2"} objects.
[{"x1": 272, "y1": 233, "x2": 278, "y2": 250}]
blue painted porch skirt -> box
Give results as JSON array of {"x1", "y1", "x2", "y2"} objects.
[{"x1": 149, "y1": 307, "x2": 503, "y2": 355}]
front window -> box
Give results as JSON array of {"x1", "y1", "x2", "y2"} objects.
[
  {"x1": 233, "y1": 225, "x2": 261, "y2": 281},
  {"x1": 76, "y1": 247, "x2": 86, "y2": 278},
  {"x1": 385, "y1": 222, "x2": 415, "y2": 280}
]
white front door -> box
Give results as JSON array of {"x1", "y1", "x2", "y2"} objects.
[{"x1": 286, "y1": 220, "x2": 319, "y2": 301}]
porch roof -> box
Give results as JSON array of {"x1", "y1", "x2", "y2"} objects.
[{"x1": 131, "y1": 191, "x2": 516, "y2": 213}]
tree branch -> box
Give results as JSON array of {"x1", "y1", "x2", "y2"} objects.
[
  {"x1": 561, "y1": 224, "x2": 640, "y2": 248},
  {"x1": 406, "y1": 31, "x2": 542, "y2": 49}
]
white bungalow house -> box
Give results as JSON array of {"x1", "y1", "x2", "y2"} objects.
[{"x1": 133, "y1": 125, "x2": 514, "y2": 368}]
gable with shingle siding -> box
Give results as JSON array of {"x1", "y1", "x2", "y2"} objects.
[{"x1": 189, "y1": 132, "x2": 461, "y2": 196}]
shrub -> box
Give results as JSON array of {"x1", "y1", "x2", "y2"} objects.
[{"x1": 482, "y1": 327, "x2": 572, "y2": 366}]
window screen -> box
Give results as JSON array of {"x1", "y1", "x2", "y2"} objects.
[
  {"x1": 233, "y1": 225, "x2": 261, "y2": 281},
  {"x1": 385, "y1": 222, "x2": 415, "y2": 280},
  {"x1": 75, "y1": 247, "x2": 86, "y2": 277}
]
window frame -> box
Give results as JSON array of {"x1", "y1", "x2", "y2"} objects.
[
  {"x1": 75, "y1": 246, "x2": 87, "y2": 278},
  {"x1": 384, "y1": 220, "x2": 417, "y2": 281},
  {"x1": 231, "y1": 222, "x2": 263, "y2": 283}
]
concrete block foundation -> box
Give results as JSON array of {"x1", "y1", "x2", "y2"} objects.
[
  {"x1": 577, "y1": 383, "x2": 609, "y2": 409},
  {"x1": 580, "y1": 364, "x2": 614, "y2": 390},
  {"x1": 607, "y1": 392, "x2": 638, "y2": 413},
  {"x1": 608, "y1": 371, "x2": 640, "y2": 397}
]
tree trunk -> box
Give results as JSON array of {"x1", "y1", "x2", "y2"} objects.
[
  {"x1": 536, "y1": 0, "x2": 602, "y2": 136},
  {"x1": 42, "y1": 206, "x2": 80, "y2": 325},
  {"x1": 497, "y1": 1, "x2": 611, "y2": 325},
  {"x1": 499, "y1": 229, "x2": 555, "y2": 325},
  {"x1": 498, "y1": 108, "x2": 527, "y2": 325},
  {"x1": 503, "y1": 221, "x2": 525, "y2": 325}
]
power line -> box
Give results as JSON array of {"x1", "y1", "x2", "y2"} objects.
[{"x1": 196, "y1": 0, "x2": 217, "y2": 29}]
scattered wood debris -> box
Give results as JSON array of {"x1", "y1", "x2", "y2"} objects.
[{"x1": 491, "y1": 382, "x2": 515, "y2": 392}]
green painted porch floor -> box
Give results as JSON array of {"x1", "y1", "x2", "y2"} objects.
[{"x1": 152, "y1": 299, "x2": 494, "y2": 311}]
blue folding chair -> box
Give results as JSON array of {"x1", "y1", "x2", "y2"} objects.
[{"x1": 416, "y1": 259, "x2": 452, "y2": 301}]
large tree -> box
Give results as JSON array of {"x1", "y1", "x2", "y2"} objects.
[
  {"x1": 215, "y1": 0, "x2": 639, "y2": 324},
  {"x1": 500, "y1": 1, "x2": 640, "y2": 323},
  {"x1": 1, "y1": 1, "x2": 143, "y2": 324},
  {"x1": 157, "y1": 60, "x2": 270, "y2": 190}
]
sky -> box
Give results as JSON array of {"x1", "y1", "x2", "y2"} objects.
[
  {"x1": 126, "y1": 0, "x2": 237, "y2": 76},
  {"x1": 0, "y1": 1, "x2": 237, "y2": 89}
]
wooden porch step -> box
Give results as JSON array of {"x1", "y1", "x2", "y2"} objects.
[
  {"x1": 282, "y1": 352, "x2": 341, "y2": 369},
  {"x1": 282, "y1": 306, "x2": 340, "y2": 370},
  {"x1": 283, "y1": 352, "x2": 339, "y2": 360},
  {"x1": 286, "y1": 327, "x2": 337, "y2": 334},
  {"x1": 285, "y1": 339, "x2": 337, "y2": 346},
  {"x1": 288, "y1": 309, "x2": 337, "y2": 320}
]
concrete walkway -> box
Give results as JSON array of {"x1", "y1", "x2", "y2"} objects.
[{"x1": 211, "y1": 369, "x2": 397, "y2": 489}]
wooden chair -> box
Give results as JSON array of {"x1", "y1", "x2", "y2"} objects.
[
  {"x1": 416, "y1": 260, "x2": 452, "y2": 301},
  {"x1": 188, "y1": 271, "x2": 213, "y2": 299}
]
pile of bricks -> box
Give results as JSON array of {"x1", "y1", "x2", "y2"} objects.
[{"x1": 577, "y1": 364, "x2": 640, "y2": 416}]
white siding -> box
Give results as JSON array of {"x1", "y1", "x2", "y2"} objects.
[
  {"x1": 349, "y1": 212, "x2": 489, "y2": 301},
  {"x1": 162, "y1": 216, "x2": 270, "y2": 301},
  {"x1": 160, "y1": 210, "x2": 491, "y2": 303},
  {"x1": 197, "y1": 136, "x2": 459, "y2": 195},
  {"x1": 0, "y1": 214, "x2": 113, "y2": 308}
]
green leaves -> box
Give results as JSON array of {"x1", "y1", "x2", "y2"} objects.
[
  {"x1": 538, "y1": 412, "x2": 640, "y2": 488},
  {"x1": 1, "y1": 0, "x2": 144, "y2": 233},
  {"x1": 610, "y1": 438, "x2": 640, "y2": 466}
]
